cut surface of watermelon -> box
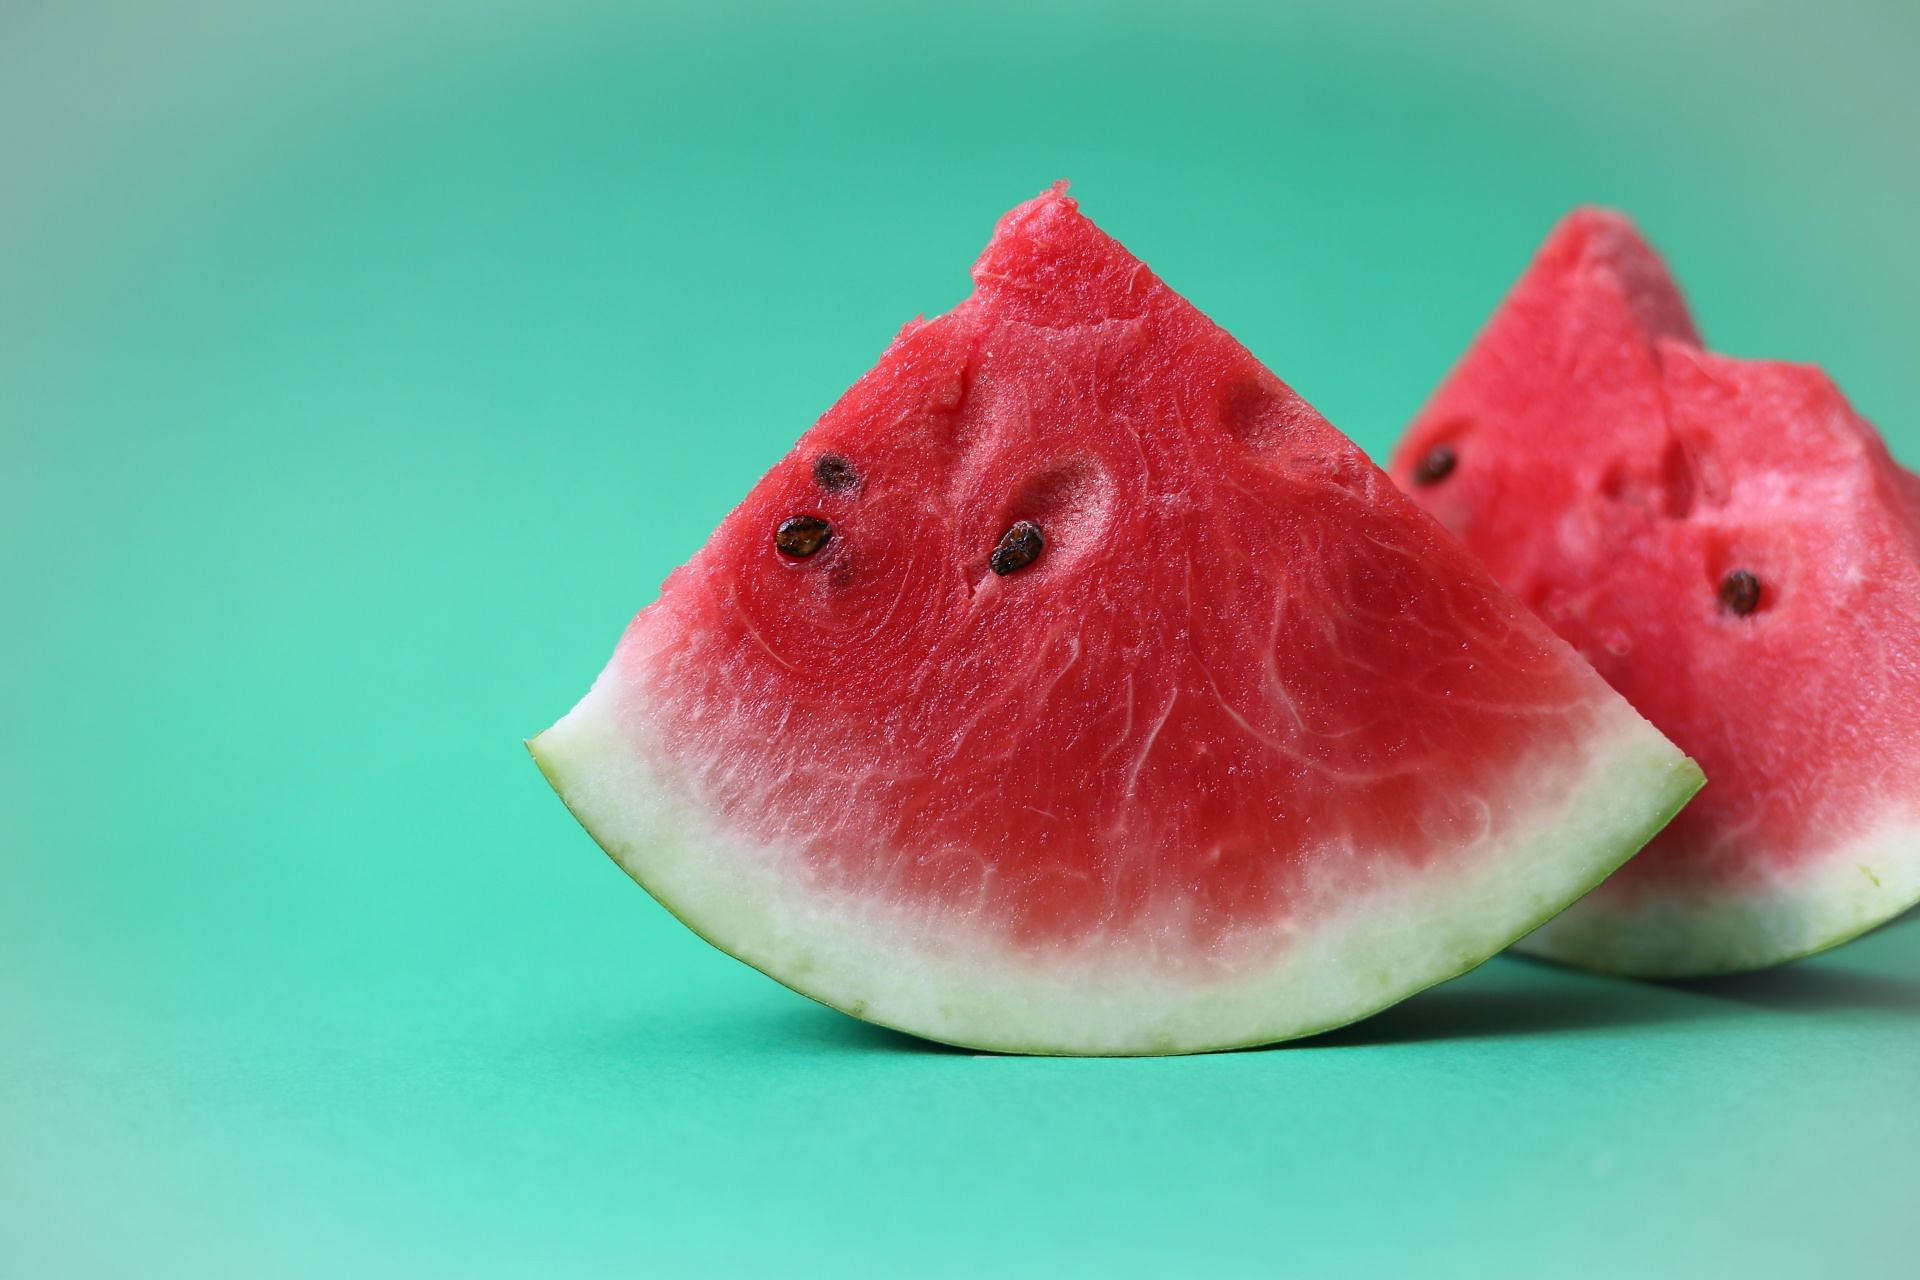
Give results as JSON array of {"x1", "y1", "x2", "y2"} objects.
[
  {"x1": 533, "y1": 188, "x2": 1700, "y2": 1053},
  {"x1": 1393, "y1": 208, "x2": 1920, "y2": 976}
]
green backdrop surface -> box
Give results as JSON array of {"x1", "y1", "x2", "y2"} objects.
[{"x1": 5, "y1": 2, "x2": 1918, "y2": 1276}]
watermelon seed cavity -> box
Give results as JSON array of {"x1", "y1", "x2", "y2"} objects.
[
  {"x1": 1718, "y1": 568, "x2": 1761, "y2": 617},
  {"x1": 775, "y1": 515, "x2": 833, "y2": 559},
  {"x1": 1412, "y1": 444, "x2": 1457, "y2": 486},
  {"x1": 989, "y1": 521, "x2": 1045, "y2": 576},
  {"x1": 813, "y1": 453, "x2": 859, "y2": 492}
]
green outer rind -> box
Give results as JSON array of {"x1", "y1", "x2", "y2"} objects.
[
  {"x1": 529, "y1": 671, "x2": 1703, "y2": 1056},
  {"x1": 1517, "y1": 819, "x2": 1920, "y2": 977}
]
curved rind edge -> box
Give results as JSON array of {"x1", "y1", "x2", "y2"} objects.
[
  {"x1": 528, "y1": 670, "x2": 1703, "y2": 1055},
  {"x1": 1516, "y1": 819, "x2": 1920, "y2": 977}
]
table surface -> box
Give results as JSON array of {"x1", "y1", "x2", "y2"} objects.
[{"x1": 6, "y1": 3, "x2": 1918, "y2": 1276}]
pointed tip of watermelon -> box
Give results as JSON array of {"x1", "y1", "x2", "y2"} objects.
[
  {"x1": 1551, "y1": 203, "x2": 1644, "y2": 241},
  {"x1": 978, "y1": 182, "x2": 1081, "y2": 256},
  {"x1": 1389, "y1": 205, "x2": 1702, "y2": 488},
  {"x1": 1540, "y1": 205, "x2": 1655, "y2": 266},
  {"x1": 969, "y1": 183, "x2": 1169, "y2": 326},
  {"x1": 1533, "y1": 206, "x2": 1703, "y2": 350}
]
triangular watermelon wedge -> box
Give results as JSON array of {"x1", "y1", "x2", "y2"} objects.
[
  {"x1": 1393, "y1": 209, "x2": 1920, "y2": 976},
  {"x1": 532, "y1": 188, "x2": 1701, "y2": 1053}
]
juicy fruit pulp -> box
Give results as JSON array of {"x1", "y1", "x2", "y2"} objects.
[
  {"x1": 1393, "y1": 208, "x2": 1920, "y2": 976},
  {"x1": 532, "y1": 188, "x2": 1700, "y2": 1053}
]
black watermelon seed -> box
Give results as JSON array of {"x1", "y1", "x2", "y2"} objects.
[
  {"x1": 989, "y1": 521, "x2": 1045, "y2": 576},
  {"x1": 813, "y1": 452, "x2": 859, "y2": 492},
  {"x1": 1412, "y1": 443, "x2": 1457, "y2": 486},
  {"x1": 775, "y1": 515, "x2": 832, "y2": 558},
  {"x1": 1718, "y1": 568, "x2": 1761, "y2": 616}
]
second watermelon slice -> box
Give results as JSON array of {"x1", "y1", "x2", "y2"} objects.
[{"x1": 1394, "y1": 209, "x2": 1920, "y2": 976}]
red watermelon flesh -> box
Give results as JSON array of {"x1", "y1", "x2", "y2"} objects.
[
  {"x1": 531, "y1": 188, "x2": 1699, "y2": 1053},
  {"x1": 1393, "y1": 208, "x2": 1920, "y2": 976}
]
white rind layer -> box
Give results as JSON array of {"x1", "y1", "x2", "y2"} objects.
[
  {"x1": 530, "y1": 666, "x2": 1701, "y2": 1055},
  {"x1": 1518, "y1": 816, "x2": 1920, "y2": 977}
]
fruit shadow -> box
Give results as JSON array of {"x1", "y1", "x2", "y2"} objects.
[
  {"x1": 1311, "y1": 951, "x2": 1920, "y2": 1049},
  {"x1": 1659, "y1": 962, "x2": 1920, "y2": 1013},
  {"x1": 787, "y1": 1008, "x2": 991, "y2": 1056},
  {"x1": 1299, "y1": 968, "x2": 1693, "y2": 1048}
]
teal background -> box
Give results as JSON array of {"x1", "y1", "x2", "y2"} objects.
[{"x1": 5, "y1": 1, "x2": 1918, "y2": 1275}]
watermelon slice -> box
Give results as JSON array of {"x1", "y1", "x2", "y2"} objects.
[
  {"x1": 531, "y1": 188, "x2": 1700, "y2": 1053},
  {"x1": 1392, "y1": 208, "x2": 1920, "y2": 977}
]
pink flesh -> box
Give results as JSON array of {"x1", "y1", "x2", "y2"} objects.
[
  {"x1": 615, "y1": 188, "x2": 1613, "y2": 956},
  {"x1": 1393, "y1": 209, "x2": 1920, "y2": 900}
]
